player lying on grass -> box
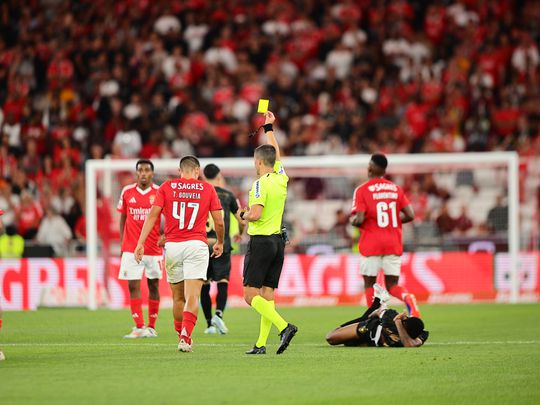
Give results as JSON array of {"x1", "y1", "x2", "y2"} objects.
[{"x1": 326, "y1": 284, "x2": 428, "y2": 348}]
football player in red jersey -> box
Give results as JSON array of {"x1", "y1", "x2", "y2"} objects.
[
  {"x1": 117, "y1": 159, "x2": 163, "y2": 339},
  {"x1": 0, "y1": 209, "x2": 5, "y2": 360},
  {"x1": 135, "y1": 156, "x2": 224, "y2": 352},
  {"x1": 351, "y1": 154, "x2": 420, "y2": 317}
]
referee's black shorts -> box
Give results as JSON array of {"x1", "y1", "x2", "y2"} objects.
[{"x1": 243, "y1": 234, "x2": 285, "y2": 289}]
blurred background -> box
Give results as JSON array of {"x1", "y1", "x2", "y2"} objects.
[{"x1": 0, "y1": 0, "x2": 539, "y2": 308}]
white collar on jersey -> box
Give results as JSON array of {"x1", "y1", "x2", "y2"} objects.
[{"x1": 136, "y1": 186, "x2": 153, "y2": 195}]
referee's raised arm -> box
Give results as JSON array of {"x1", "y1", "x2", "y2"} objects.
[{"x1": 262, "y1": 111, "x2": 281, "y2": 160}]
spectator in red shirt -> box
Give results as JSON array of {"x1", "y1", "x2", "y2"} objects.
[
  {"x1": 424, "y1": 4, "x2": 446, "y2": 45},
  {"x1": 15, "y1": 190, "x2": 43, "y2": 239},
  {"x1": 404, "y1": 96, "x2": 430, "y2": 139},
  {"x1": 19, "y1": 139, "x2": 42, "y2": 181}
]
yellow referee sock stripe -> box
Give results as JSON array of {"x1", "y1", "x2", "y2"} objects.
[
  {"x1": 255, "y1": 300, "x2": 274, "y2": 348},
  {"x1": 251, "y1": 296, "x2": 288, "y2": 333}
]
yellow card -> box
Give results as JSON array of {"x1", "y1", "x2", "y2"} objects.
[{"x1": 257, "y1": 99, "x2": 269, "y2": 113}]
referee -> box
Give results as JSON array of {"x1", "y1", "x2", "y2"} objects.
[{"x1": 240, "y1": 111, "x2": 297, "y2": 355}]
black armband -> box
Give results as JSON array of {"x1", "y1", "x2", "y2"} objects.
[{"x1": 263, "y1": 124, "x2": 273, "y2": 133}]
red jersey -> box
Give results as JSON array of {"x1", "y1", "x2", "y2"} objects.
[
  {"x1": 16, "y1": 202, "x2": 43, "y2": 235},
  {"x1": 154, "y1": 178, "x2": 222, "y2": 244},
  {"x1": 351, "y1": 178, "x2": 411, "y2": 256},
  {"x1": 117, "y1": 183, "x2": 162, "y2": 256}
]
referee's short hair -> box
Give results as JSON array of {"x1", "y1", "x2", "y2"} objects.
[
  {"x1": 255, "y1": 144, "x2": 276, "y2": 168},
  {"x1": 180, "y1": 155, "x2": 200, "y2": 171},
  {"x1": 204, "y1": 164, "x2": 220, "y2": 180}
]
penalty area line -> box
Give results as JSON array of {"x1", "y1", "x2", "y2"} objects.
[
  {"x1": 2, "y1": 340, "x2": 540, "y2": 347},
  {"x1": 427, "y1": 340, "x2": 540, "y2": 346}
]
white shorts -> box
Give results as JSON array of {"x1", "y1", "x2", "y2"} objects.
[
  {"x1": 119, "y1": 252, "x2": 164, "y2": 280},
  {"x1": 164, "y1": 240, "x2": 209, "y2": 284},
  {"x1": 360, "y1": 254, "x2": 401, "y2": 277}
]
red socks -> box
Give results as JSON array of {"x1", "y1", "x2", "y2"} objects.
[
  {"x1": 129, "y1": 298, "x2": 160, "y2": 329},
  {"x1": 181, "y1": 311, "x2": 197, "y2": 344},
  {"x1": 365, "y1": 287, "x2": 374, "y2": 306},
  {"x1": 148, "y1": 299, "x2": 160, "y2": 329},
  {"x1": 130, "y1": 298, "x2": 144, "y2": 328},
  {"x1": 389, "y1": 285, "x2": 407, "y2": 301},
  {"x1": 174, "y1": 320, "x2": 183, "y2": 338},
  {"x1": 0, "y1": 319, "x2": 2, "y2": 330}
]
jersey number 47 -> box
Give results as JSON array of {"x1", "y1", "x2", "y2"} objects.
[{"x1": 172, "y1": 201, "x2": 200, "y2": 230}]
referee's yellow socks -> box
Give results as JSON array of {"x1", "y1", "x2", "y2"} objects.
[
  {"x1": 256, "y1": 300, "x2": 274, "y2": 347},
  {"x1": 251, "y1": 296, "x2": 288, "y2": 333}
]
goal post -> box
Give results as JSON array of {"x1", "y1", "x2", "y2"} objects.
[{"x1": 85, "y1": 152, "x2": 521, "y2": 310}]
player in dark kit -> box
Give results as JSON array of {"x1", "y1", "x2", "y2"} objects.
[
  {"x1": 326, "y1": 284, "x2": 428, "y2": 348},
  {"x1": 201, "y1": 164, "x2": 245, "y2": 334}
]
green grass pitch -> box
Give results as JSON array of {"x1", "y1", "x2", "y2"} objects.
[{"x1": 1, "y1": 303, "x2": 539, "y2": 404}]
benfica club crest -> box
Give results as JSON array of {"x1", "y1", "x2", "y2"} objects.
[{"x1": 149, "y1": 195, "x2": 155, "y2": 204}]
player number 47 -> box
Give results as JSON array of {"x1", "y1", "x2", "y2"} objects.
[
  {"x1": 172, "y1": 201, "x2": 200, "y2": 230},
  {"x1": 376, "y1": 201, "x2": 398, "y2": 228}
]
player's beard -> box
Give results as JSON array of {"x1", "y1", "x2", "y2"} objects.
[{"x1": 139, "y1": 178, "x2": 149, "y2": 188}]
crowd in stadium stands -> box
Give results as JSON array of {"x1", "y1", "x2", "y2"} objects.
[{"x1": 0, "y1": 0, "x2": 538, "y2": 255}]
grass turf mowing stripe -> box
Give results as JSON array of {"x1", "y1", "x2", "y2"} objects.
[{"x1": 1, "y1": 305, "x2": 540, "y2": 404}]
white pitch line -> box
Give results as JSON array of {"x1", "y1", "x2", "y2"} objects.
[
  {"x1": 0, "y1": 343, "x2": 249, "y2": 347},
  {"x1": 426, "y1": 341, "x2": 540, "y2": 346},
  {"x1": 1, "y1": 341, "x2": 539, "y2": 347}
]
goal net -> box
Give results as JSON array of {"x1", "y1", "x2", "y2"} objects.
[{"x1": 85, "y1": 152, "x2": 521, "y2": 309}]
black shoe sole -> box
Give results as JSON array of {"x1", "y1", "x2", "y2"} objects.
[
  {"x1": 245, "y1": 347, "x2": 266, "y2": 355},
  {"x1": 276, "y1": 325, "x2": 298, "y2": 355}
]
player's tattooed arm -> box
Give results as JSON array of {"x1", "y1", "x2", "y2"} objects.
[
  {"x1": 400, "y1": 205, "x2": 415, "y2": 224},
  {"x1": 350, "y1": 211, "x2": 365, "y2": 227},
  {"x1": 394, "y1": 311, "x2": 423, "y2": 348},
  {"x1": 134, "y1": 205, "x2": 162, "y2": 263}
]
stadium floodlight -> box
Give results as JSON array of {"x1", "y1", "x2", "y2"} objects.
[{"x1": 85, "y1": 152, "x2": 520, "y2": 310}]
